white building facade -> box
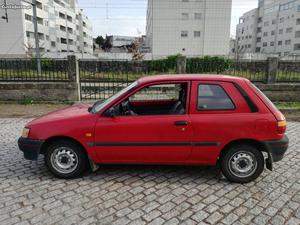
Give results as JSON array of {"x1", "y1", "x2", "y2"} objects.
[
  {"x1": 146, "y1": 0, "x2": 232, "y2": 58},
  {"x1": 0, "y1": 0, "x2": 93, "y2": 58},
  {"x1": 236, "y1": 0, "x2": 300, "y2": 57}
]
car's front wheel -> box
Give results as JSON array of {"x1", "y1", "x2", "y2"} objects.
[
  {"x1": 220, "y1": 144, "x2": 265, "y2": 183},
  {"x1": 45, "y1": 140, "x2": 88, "y2": 179}
]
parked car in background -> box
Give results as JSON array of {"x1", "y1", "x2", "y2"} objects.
[{"x1": 18, "y1": 75, "x2": 289, "y2": 183}]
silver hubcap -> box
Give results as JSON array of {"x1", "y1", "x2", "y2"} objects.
[
  {"x1": 229, "y1": 151, "x2": 257, "y2": 178},
  {"x1": 50, "y1": 147, "x2": 78, "y2": 174}
]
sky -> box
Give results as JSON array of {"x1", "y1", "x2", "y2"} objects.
[{"x1": 78, "y1": 0, "x2": 259, "y2": 38}]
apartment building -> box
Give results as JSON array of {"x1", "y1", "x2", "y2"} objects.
[
  {"x1": 0, "y1": 0, "x2": 93, "y2": 58},
  {"x1": 236, "y1": 0, "x2": 300, "y2": 57},
  {"x1": 146, "y1": 0, "x2": 232, "y2": 58}
]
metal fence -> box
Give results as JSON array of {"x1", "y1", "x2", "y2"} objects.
[
  {"x1": 78, "y1": 60, "x2": 177, "y2": 100},
  {"x1": 1, "y1": 57, "x2": 300, "y2": 85},
  {"x1": 0, "y1": 58, "x2": 68, "y2": 82}
]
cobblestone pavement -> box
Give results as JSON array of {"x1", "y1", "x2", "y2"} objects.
[{"x1": 0, "y1": 119, "x2": 300, "y2": 225}]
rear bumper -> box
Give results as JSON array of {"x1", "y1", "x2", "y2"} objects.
[
  {"x1": 18, "y1": 137, "x2": 44, "y2": 161},
  {"x1": 263, "y1": 135, "x2": 289, "y2": 163}
]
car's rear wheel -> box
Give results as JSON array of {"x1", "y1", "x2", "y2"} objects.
[
  {"x1": 45, "y1": 140, "x2": 88, "y2": 179},
  {"x1": 220, "y1": 145, "x2": 264, "y2": 183}
]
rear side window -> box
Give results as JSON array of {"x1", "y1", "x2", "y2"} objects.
[
  {"x1": 198, "y1": 84, "x2": 235, "y2": 110},
  {"x1": 251, "y1": 83, "x2": 278, "y2": 110}
]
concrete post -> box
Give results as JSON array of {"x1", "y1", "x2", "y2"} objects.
[
  {"x1": 67, "y1": 55, "x2": 81, "y2": 101},
  {"x1": 176, "y1": 55, "x2": 187, "y2": 74},
  {"x1": 266, "y1": 57, "x2": 278, "y2": 84}
]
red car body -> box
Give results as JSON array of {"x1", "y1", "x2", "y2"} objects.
[{"x1": 18, "y1": 75, "x2": 289, "y2": 181}]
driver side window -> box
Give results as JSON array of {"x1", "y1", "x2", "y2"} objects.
[
  {"x1": 130, "y1": 84, "x2": 181, "y2": 101},
  {"x1": 115, "y1": 83, "x2": 188, "y2": 116}
]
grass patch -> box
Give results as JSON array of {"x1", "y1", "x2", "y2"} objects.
[{"x1": 275, "y1": 102, "x2": 300, "y2": 110}]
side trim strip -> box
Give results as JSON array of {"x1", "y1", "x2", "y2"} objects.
[{"x1": 87, "y1": 142, "x2": 220, "y2": 147}]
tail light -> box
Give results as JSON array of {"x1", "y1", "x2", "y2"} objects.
[{"x1": 277, "y1": 120, "x2": 287, "y2": 134}]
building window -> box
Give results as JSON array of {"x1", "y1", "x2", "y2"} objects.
[
  {"x1": 25, "y1": 14, "x2": 32, "y2": 21},
  {"x1": 194, "y1": 31, "x2": 201, "y2": 38},
  {"x1": 257, "y1": 37, "x2": 261, "y2": 43},
  {"x1": 258, "y1": 17, "x2": 262, "y2": 23},
  {"x1": 280, "y1": 17, "x2": 284, "y2": 23},
  {"x1": 182, "y1": 0, "x2": 189, "y2": 2},
  {"x1": 197, "y1": 84, "x2": 235, "y2": 111},
  {"x1": 279, "y1": 29, "x2": 283, "y2": 34},
  {"x1": 46, "y1": 35, "x2": 49, "y2": 41},
  {"x1": 51, "y1": 42, "x2": 56, "y2": 47},
  {"x1": 263, "y1": 42, "x2": 268, "y2": 47},
  {"x1": 248, "y1": 44, "x2": 251, "y2": 48},
  {"x1": 44, "y1": 20, "x2": 48, "y2": 26},
  {"x1": 271, "y1": 30, "x2": 275, "y2": 36},
  {"x1": 59, "y1": 12, "x2": 65, "y2": 19},
  {"x1": 256, "y1": 47, "x2": 261, "y2": 53},
  {"x1": 295, "y1": 31, "x2": 300, "y2": 38},
  {"x1": 257, "y1": 27, "x2": 262, "y2": 33},
  {"x1": 285, "y1": 40, "x2": 291, "y2": 45},
  {"x1": 286, "y1": 27, "x2": 293, "y2": 33},
  {"x1": 263, "y1": 32, "x2": 268, "y2": 37},
  {"x1": 264, "y1": 21, "x2": 269, "y2": 26},
  {"x1": 294, "y1": 43, "x2": 300, "y2": 50},
  {"x1": 181, "y1": 31, "x2": 188, "y2": 37},
  {"x1": 297, "y1": 18, "x2": 300, "y2": 25},
  {"x1": 278, "y1": 41, "x2": 282, "y2": 46},
  {"x1": 61, "y1": 38, "x2": 67, "y2": 44},
  {"x1": 270, "y1": 42, "x2": 274, "y2": 46},
  {"x1": 194, "y1": 13, "x2": 202, "y2": 20},
  {"x1": 181, "y1": 13, "x2": 189, "y2": 20},
  {"x1": 272, "y1": 19, "x2": 276, "y2": 24}
]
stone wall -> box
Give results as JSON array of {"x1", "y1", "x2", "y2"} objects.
[
  {"x1": 256, "y1": 83, "x2": 300, "y2": 102},
  {"x1": 0, "y1": 82, "x2": 79, "y2": 102}
]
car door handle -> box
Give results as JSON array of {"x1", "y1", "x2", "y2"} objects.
[{"x1": 174, "y1": 121, "x2": 189, "y2": 126}]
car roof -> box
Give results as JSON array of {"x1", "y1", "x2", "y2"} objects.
[{"x1": 138, "y1": 74, "x2": 248, "y2": 84}]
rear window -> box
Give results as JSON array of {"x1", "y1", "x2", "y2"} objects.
[
  {"x1": 251, "y1": 83, "x2": 278, "y2": 110},
  {"x1": 198, "y1": 84, "x2": 235, "y2": 110}
]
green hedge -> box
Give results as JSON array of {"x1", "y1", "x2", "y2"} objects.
[
  {"x1": 186, "y1": 56, "x2": 232, "y2": 74},
  {"x1": 144, "y1": 55, "x2": 231, "y2": 74},
  {"x1": 145, "y1": 55, "x2": 178, "y2": 73}
]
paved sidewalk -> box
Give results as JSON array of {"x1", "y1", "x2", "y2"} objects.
[{"x1": 0, "y1": 119, "x2": 299, "y2": 225}]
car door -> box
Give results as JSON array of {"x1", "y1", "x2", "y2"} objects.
[
  {"x1": 93, "y1": 82, "x2": 193, "y2": 163},
  {"x1": 189, "y1": 81, "x2": 251, "y2": 165}
]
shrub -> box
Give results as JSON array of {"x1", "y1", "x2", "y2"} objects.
[{"x1": 186, "y1": 56, "x2": 232, "y2": 74}]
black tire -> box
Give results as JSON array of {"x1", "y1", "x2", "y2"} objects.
[
  {"x1": 220, "y1": 144, "x2": 264, "y2": 183},
  {"x1": 44, "y1": 140, "x2": 88, "y2": 179}
]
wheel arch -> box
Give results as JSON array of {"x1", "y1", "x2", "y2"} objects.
[
  {"x1": 218, "y1": 139, "x2": 268, "y2": 163},
  {"x1": 40, "y1": 136, "x2": 87, "y2": 155}
]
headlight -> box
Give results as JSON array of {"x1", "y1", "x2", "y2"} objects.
[{"x1": 21, "y1": 128, "x2": 30, "y2": 138}]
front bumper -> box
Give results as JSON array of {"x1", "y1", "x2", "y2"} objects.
[
  {"x1": 18, "y1": 137, "x2": 44, "y2": 160},
  {"x1": 263, "y1": 135, "x2": 289, "y2": 163}
]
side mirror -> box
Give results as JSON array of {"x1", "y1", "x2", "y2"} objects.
[{"x1": 105, "y1": 107, "x2": 116, "y2": 117}]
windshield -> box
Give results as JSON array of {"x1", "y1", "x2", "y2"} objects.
[{"x1": 93, "y1": 81, "x2": 139, "y2": 113}]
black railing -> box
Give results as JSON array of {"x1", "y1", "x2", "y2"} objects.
[
  {"x1": 0, "y1": 58, "x2": 68, "y2": 82},
  {"x1": 277, "y1": 61, "x2": 300, "y2": 82},
  {"x1": 225, "y1": 61, "x2": 268, "y2": 82},
  {"x1": 1, "y1": 58, "x2": 300, "y2": 85}
]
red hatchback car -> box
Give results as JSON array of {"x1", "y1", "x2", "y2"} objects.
[{"x1": 18, "y1": 75, "x2": 289, "y2": 183}]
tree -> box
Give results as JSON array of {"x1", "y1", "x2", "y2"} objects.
[
  {"x1": 128, "y1": 39, "x2": 144, "y2": 61},
  {"x1": 101, "y1": 37, "x2": 112, "y2": 52},
  {"x1": 95, "y1": 36, "x2": 105, "y2": 48}
]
